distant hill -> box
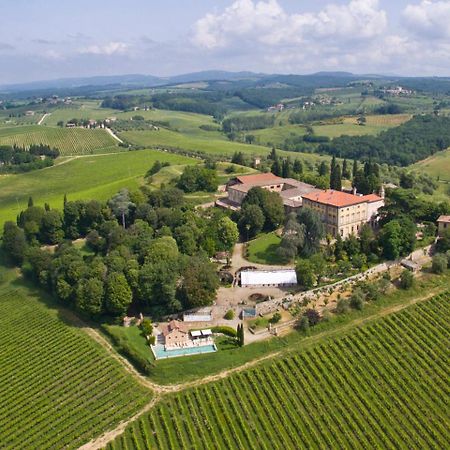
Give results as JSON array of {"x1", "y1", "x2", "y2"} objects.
[{"x1": 2, "y1": 70, "x2": 450, "y2": 97}]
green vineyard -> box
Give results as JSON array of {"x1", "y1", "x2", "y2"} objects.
[
  {"x1": 107, "y1": 292, "x2": 450, "y2": 449},
  {"x1": 0, "y1": 288, "x2": 150, "y2": 450},
  {"x1": 0, "y1": 125, "x2": 118, "y2": 155}
]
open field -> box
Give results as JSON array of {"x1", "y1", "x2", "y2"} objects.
[
  {"x1": 252, "y1": 124, "x2": 308, "y2": 147},
  {"x1": 246, "y1": 232, "x2": 285, "y2": 265},
  {"x1": 412, "y1": 147, "x2": 450, "y2": 202},
  {"x1": 0, "y1": 150, "x2": 196, "y2": 228},
  {"x1": 120, "y1": 127, "x2": 328, "y2": 165},
  {"x1": 0, "y1": 262, "x2": 149, "y2": 450},
  {"x1": 413, "y1": 147, "x2": 450, "y2": 181},
  {"x1": 313, "y1": 114, "x2": 411, "y2": 138},
  {"x1": 107, "y1": 290, "x2": 450, "y2": 449},
  {"x1": 0, "y1": 125, "x2": 118, "y2": 155}
]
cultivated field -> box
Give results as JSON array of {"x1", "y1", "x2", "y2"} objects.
[
  {"x1": 0, "y1": 266, "x2": 149, "y2": 449},
  {"x1": 0, "y1": 150, "x2": 196, "y2": 227},
  {"x1": 106, "y1": 291, "x2": 450, "y2": 449},
  {"x1": 0, "y1": 125, "x2": 118, "y2": 155}
]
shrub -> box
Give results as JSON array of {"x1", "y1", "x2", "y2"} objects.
[
  {"x1": 297, "y1": 315, "x2": 310, "y2": 332},
  {"x1": 350, "y1": 290, "x2": 365, "y2": 310},
  {"x1": 140, "y1": 318, "x2": 153, "y2": 337},
  {"x1": 336, "y1": 298, "x2": 350, "y2": 314},
  {"x1": 224, "y1": 309, "x2": 235, "y2": 320},
  {"x1": 304, "y1": 308, "x2": 321, "y2": 326},
  {"x1": 269, "y1": 312, "x2": 282, "y2": 324},
  {"x1": 399, "y1": 270, "x2": 414, "y2": 290},
  {"x1": 431, "y1": 254, "x2": 447, "y2": 274},
  {"x1": 211, "y1": 325, "x2": 237, "y2": 337}
]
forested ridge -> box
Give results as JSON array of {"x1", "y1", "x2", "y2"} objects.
[{"x1": 318, "y1": 115, "x2": 450, "y2": 166}]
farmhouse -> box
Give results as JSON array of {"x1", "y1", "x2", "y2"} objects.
[
  {"x1": 241, "y1": 269, "x2": 297, "y2": 287},
  {"x1": 217, "y1": 173, "x2": 320, "y2": 212},
  {"x1": 302, "y1": 190, "x2": 384, "y2": 239},
  {"x1": 437, "y1": 215, "x2": 450, "y2": 236},
  {"x1": 161, "y1": 320, "x2": 190, "y2": 348}
]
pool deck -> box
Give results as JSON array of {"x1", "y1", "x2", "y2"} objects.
[{"x1": 151, "y1": 343, "x2": 217, "y2": 360}]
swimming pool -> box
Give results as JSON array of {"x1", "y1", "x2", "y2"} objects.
[{"x1": 151, "y1": 344, "x2": 217, "y2": 359}]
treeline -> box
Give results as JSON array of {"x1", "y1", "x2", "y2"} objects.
[
  {"x1": 0, "y1": 144, "x2": 60, "y2": 173},
  {"x1": 3, "y1": 187, "x2": 240, "y2": 321},
  {"x1": 101, "y1": 95, "x2": 150, "y2": 111},
  {"x1": 222, "y1": 114, "x2": 275, "y2": 132},
  {"x1": 318, "y1": 115, "x2": 450, "y2": 166},
  {"x1": 151, "y1": 92, "x2": 226, "y2": 118}
]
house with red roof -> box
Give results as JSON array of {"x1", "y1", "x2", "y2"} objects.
[{"x1": 302, "y1": 190, "x2": 384, "y2": 238}]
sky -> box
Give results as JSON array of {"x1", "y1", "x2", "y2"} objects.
[{"x1": 0, "y1": 0, "x2": 449, "y2": 84}]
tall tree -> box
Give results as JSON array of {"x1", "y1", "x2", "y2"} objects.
[
  {"x1": 342, "y1": 159, "x2": 351, "y2": 179},
  {"x1": 2, "y1": 221, "x2": 27, "y2": 265},
  {"x1": 296, "y1": 208, "x2": 325, "y2": 256},
  {"x1": 108, "y1": 189, "x2": 135, "y2": 228},
  {"x1": 352, "y1": 159, "x2": 358, "y2": 179},
  {"x1": 105, "y1": 272, "x2": 132, "y2": 316},
  {"x1": 178, "y1": 256, "x2": 219, "y2": 309},
  {"x1": 282, "y1": 157, "x2": 291, "y2": 178}
]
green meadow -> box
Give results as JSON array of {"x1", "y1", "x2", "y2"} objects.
[{"x1": 0, "y1": 150, "x2": 196, "y2": 227}]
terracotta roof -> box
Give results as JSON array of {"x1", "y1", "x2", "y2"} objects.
[
  {"x1": 302, "y1": 190, "x2": 369, "y2": 208},
  {"x1": 161, "y1": 320, "x2": 188, "y2": 337},
  {"x1": 437, "y1": 215, "x2": 450, "y2": 223},
  {"x1": 361, "y1": 194, "x2": 384, "y2": 203},
  {"x1": 235, "y1": 173, "x2": 282, "y2": 184}
]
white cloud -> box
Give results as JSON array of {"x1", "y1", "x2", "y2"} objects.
[
  {"x1": 192, "y1": 0, "x2": 387, "y2": 49},
  {"x1": 80, "y1": 41, "x2": 129, "y2": 55},
  {"x1": 403, "y1": 1, "x2": 450, "y2": 39}
]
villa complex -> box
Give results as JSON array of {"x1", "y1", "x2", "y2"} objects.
[
  {"x1": 217, "y1": 173, "x2": 321, "y2": 212},
  {"x1": 302, "y1": 190, "x2": 384, "y2": 238},
  {"x1": 217, "y1": 173, "x2": 384, "y2": 238}
]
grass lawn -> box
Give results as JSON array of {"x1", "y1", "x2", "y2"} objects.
[
  {"x1": 246, "y1": 232, "x2": 286, "y2": 265},
  {"x1": 103, "y1": 324, "x2": 153, "y2": 361},
  {"x1": 145, "y1": 269, "x2": 450, "y2": 384},
  {"x1": 0, "y1": 149, "x2": 197, "y2": 229}
]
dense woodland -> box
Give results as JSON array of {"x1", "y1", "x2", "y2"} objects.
[
  {"x1": 2, "y1": 185, "x2": 243, "y2": 320},
  {"x1": 0, "y1": 144, "x2": 59, "y2": 173}
]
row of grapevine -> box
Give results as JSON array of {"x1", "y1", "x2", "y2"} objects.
[
  {"x1": 0, "y1": 289, "x2": 150, "y2": 450},
  {"x1": 107, "y1": 291, "x2": 450, "y2": 449},
  {"x1": 0, "y1": 126, "x2": 118, "y2": 155}
]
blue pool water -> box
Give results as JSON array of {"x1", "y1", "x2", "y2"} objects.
[{"x1": 151, "y1": 344, "x2": 217, "y2": 359}]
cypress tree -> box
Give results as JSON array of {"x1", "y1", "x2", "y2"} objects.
[
  {"x1": 269, "y1": 147, "x2": 277, "y2": 160},
  {"x1": 271, "y1": 157, "x2": 281, "y2": 176},
  {"x1": 342, "y1": 159, "x2": 350, "y2": 179},
  {"x1": 352, "y1": 160, "x2": 358, "y2": 179},
  {"x1": 334, "y1": 164, "x2": 342, "y2": 191},
  {"x1": 63, "y1": 193, "x2": 68, "y2": 206},
  {"x1": 27, "y1": 196, "x2": 34, "y2": 207},
  {"x1": 282, "y1": 158, "x2": 291, "y2": 178},
  {"x1": 293, "y1": 159, "x2": 303, "y2": 174}
]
